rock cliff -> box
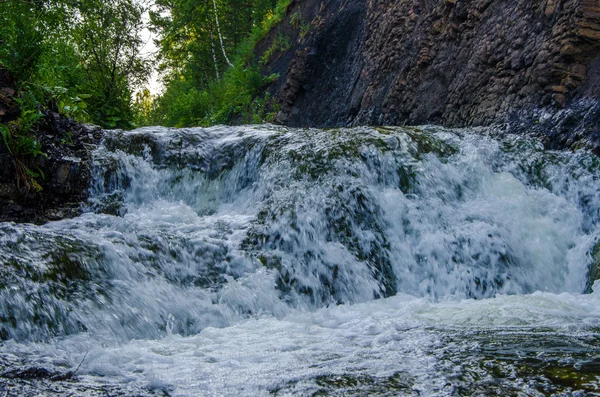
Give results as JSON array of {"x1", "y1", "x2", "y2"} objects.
[{"x1": 259, "y1": 0, "x2": 600, "y2": 152}]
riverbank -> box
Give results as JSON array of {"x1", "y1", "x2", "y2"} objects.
[{"x1": 0, "y1": 71, "x2": 103, "y2": 224}]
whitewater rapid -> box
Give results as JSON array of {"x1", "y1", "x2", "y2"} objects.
[{"x1": 1, "y1": 125, "x2": 599, "y2": 396}]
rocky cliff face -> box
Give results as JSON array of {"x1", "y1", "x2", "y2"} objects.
[{"x1": 260, "y1": 0, "x2": 600, "y2": 151}]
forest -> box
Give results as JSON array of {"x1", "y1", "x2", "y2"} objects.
[{"x1": 0, "y1": 0, "x2": 289, "y2": 131}]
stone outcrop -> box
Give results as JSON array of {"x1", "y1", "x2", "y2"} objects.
[
  {"x1": 588, "y1": 240, "x2": 600, "y2": 292},
  {"x1": 259, "y1": 0, "x2": 600, "y2": 151},
  {"x1": 0, "y1": 116, "x2": 103, "y2": 224},
  {"x1": 0, "y1": 71, "x2": 103, "y2": 224}
]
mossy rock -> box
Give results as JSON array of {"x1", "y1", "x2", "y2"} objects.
[
  {"x1": 314, "y1": 372, "x2": 412, "y2": 392},
  {"x1": 375, "y1": 126, "x2": 458, "y2": 159},
  {"x1": 44, "y1": 253, "x2": 90, "y2": 282},
  {"x1": 273, "y1": 372, "x2": 413, "y2": 396},
  {"x1": 544, "y1": 366, "x2": 600, "y2": 391},
  {"x1": 586, "y1": 240, "x2": 600, "y2": 293}
]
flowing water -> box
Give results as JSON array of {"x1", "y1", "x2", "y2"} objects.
[{"x1": 1, "y1": 125, "x2": 599, "y2": 396}]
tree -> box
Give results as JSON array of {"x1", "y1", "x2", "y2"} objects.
[
  {"x1": 150, "y1": 0, "x2": 278, "y2": 90},
  {"x1": 0, "y1": 0, "x2": 152, "y2": 129},
  {"x1": 0, "y1": 0, "x2": 47, "y2": 81},
  {"x1": 73, "y1": 0, "x2": 152, "y2": 128},
  {"x1": 147, "y1": 0, "x2": 289, "y2": 127}
]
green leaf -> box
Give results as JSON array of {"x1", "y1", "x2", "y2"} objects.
[{"x1": 0, "y1": 124, "x2": 14, "y2": 155}]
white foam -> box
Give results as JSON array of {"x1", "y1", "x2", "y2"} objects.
[
  {"x1": 1, "y1": 125, "x2": 600, "y2": 395},
  {"x1": 2, "y1": 291, "x2": 598, "y2": 396}
]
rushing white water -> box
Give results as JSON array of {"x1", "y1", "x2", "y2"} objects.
[{"x1": 1, "y1": 125, "x2": 599, "y2": 396}]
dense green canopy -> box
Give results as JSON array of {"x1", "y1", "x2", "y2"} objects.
[
  {"x1": 152, "y1": 0, "x2": 277, "y2": 83},
  {"x1": 0, "y1": 0, "x2": 151, "y2": 128},
  {"x1": 0, "y1": 0, "x2": 289, "y2": 128},
  {"x1": 149, "y1": 0, "x2": 290, "y2": 127}
]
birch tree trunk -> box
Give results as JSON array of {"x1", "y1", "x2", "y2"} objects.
[{"x1": 212, "y1": 0, "x2": 234, "y2": 68}]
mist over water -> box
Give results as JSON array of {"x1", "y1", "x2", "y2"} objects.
[{"x1": 1, "y1": 125, "x2": 599, "y2": 396}]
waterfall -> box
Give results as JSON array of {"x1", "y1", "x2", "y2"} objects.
[{"x1": 1, "y1": 125, "x2": 599, "y2": 396}]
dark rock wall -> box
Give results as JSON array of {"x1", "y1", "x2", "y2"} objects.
[
  {"x1": 263, "y1": 0, "x2": 600, "y2": 131},
  {"x1": 259, "y1": 0, "x2": 370, "y2": 126},
  {"x1": 0, "y1": 114, "x2": 103, "y2": 224},
  {"x1": 0, "y1": 70, "x2": 103, "y2": 223}
]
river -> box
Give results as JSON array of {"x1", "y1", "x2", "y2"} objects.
[{"x1": 1, "y1": 125, "x2": 599, "y2": 396}]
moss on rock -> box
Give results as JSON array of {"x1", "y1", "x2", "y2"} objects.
[{"x1": 587, "y1": 240, "x2": 600, "y2": 293}]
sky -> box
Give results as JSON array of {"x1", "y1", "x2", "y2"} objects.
[{"x1": 139, "y1": 4, "x2": 163, "y2": 96}]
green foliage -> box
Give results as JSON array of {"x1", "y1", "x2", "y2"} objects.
[
  {"x1": 236, "y1": 0, "x2": 293, "y2": 64},
  {"x1": 12, "y1": 94, "x2": 43, "y2": 136},
  {"x1": 299, "y1": 21, "x2": 310, "y2": 40},
  {"x1": 133, "y1": 88, "x2": 156, "y2": 127},
  {"x1": 72, "y1": 0, "x2": 151, "y2": 128},
  {"x1": 152, "y1": 66, "x2": 279, "y2": 127},
  {"x1": 149, "y1": 0, "x2": 292, "y2": 127},
  {"x1": 151, "y1": 0, "x2": 282, "y2": 81},
  {"x1": 0, "y1": 0, "x2": 151, "y2": 192},
  {"x1": 0, "y1": 96, "x2": 45, "y2": 192},
  {"x1": 260, "y1": 34, "x2": 290, "y2": 66},
  {"x1": 290, "y1": 11, "x2": 301, "y2": 28},
  {"x1": 0, "y1": 0, "x2": 49, "y2": 82},
  {"x1": 210, "y1": 67, "x2": 277, "y2": 124},
  {"x1": 153, "y1": 80, "x2": 211, "y2": 127},
  {"x1": 290, "y1": 9, "x2": 309, "y2": 39},
  {"x1": 0, "y1": 0, "x2": 151, "y2": 129},
  {"x1": 31, "y1": 39, "x2": 91, "y2": 121}
]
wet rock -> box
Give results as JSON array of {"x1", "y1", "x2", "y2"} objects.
[
  {"x1": 257, "y1": 0, "x2": 600, "y2": 152},
  {"x1": 0, "y1": 71, "x2": 104, "y2": 224},
  {"x1": 2, "y1": 367, "x2": 55, "y2": 380},
  {"x1": 588, "y1": 240, "x2": 600, "y2": 293},
  {"x1": 0, "y1": 116, "x2": 104, "y2": 224},
  {"x1": 505, "y1": 99, "x2": 600, "y2": 156}
]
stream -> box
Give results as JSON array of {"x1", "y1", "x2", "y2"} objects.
[{"x1": 1, "y1": 125, "x2": 599, "y2": 396}]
